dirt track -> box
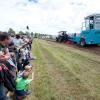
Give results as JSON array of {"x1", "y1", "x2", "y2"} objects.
[
  {"x1": 67, "y1": 44, "x2": 100, "y2": 55},
  {"x1": 46, "y1": 40, "x2": 100, "y2": 56}
]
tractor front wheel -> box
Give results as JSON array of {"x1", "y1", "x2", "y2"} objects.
[{"x1": 80, "y1": 39, "x2": 86, "y2": 47}]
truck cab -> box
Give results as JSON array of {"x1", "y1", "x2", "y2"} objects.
[{"x1": 70, "y1": 14, "x2": 100, "y2": 46}]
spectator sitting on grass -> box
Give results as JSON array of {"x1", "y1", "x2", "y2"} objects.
[
  {"x1": 17, "y1": 64, "x2": 32, "y2": 78},
  {"x1": 15, "y1": 71, "x2": 34, "y2": 99}
]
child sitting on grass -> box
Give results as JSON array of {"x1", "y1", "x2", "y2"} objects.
[
  {"x1": 15, "y1": 71, "x2": 34, "y2": 100},
  {"x1": 17, "y1": 64, "x2": 32, "y2": 78}
]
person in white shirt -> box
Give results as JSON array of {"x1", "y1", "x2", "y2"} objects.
[{"x1": 12, "y1": 35, "x2": 24, "y2": 48}]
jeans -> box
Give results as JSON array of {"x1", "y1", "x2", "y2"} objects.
[{"x1": 0, "y1": 83, "x2": 7, "y2": 100}]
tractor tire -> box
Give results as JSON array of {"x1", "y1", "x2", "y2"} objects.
[
  {"x1": 56, "y1": 38, "x2": 59, "y2": 42},
  {"x1": 80, "y1": 39, "x2": 86, "y2": 47}
]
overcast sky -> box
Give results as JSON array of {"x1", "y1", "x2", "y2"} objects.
[{"x1": 0, "y1": 0, "x2": 100, "y2": 35}]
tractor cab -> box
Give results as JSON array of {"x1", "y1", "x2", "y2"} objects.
[
  {"x1": 79, "y1": 14, "x2": 100, "y2": 46},
  {"x1": 85, "y1": 14, "x2": 100, "y2": 30}
]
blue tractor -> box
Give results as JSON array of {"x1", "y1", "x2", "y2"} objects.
[{"x1": 69, "y1": 14, "x2": 100, "y2": 46}]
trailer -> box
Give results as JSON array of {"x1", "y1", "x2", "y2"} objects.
[{"x1": 69, "y1": 14, "x2": 100, "y2": 46}]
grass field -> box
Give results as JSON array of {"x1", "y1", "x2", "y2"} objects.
[{"x1": 26, "y1": 39, "x2": 100, "y2": 100}]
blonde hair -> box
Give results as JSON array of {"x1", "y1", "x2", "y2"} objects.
[{"x1": 25, "y1": 65, "x2": 32, "y2": 71}]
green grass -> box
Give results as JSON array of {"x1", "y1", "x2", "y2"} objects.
[{"x1": 26, "y1": 39, "x2": 100, "y2": 100}]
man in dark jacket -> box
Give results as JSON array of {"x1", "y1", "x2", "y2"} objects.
[{"x1": 0, "y1": 32, "x2": 16, "y2": 100}]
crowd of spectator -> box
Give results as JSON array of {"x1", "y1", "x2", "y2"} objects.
[{"x1": 0, "y1": 32, "x2": 35, "y2": 100}]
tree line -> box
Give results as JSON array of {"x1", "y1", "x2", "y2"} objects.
[{"x1": 7, "y1": 28, "x2": 54, "y2": 39}]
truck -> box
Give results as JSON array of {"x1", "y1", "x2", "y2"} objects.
[{"x1": 69, "y1": 14, "x2": 100, "y2": 46}]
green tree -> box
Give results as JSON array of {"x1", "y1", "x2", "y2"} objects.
[
  {"x1": 34, "y1": 33, "x2": 39, "y2": 38},
  {"x1": 25, "y1": 31, "x2": 30, "y2": 36},
  {"x1": 19, "y1": 31, "x2": 24, "y2": 35},
  {"x1": 31, "y1": 32, "x2": 34, "y2": 37},
  {"x1": 8, "y1": 28, "x2": 15, "y2": 35}
]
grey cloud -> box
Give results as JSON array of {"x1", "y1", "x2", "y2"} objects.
[
  {"x1": 14, "y1": 2, "x2": 28, "y2": 7},
  {"x1": 70, "y1": 2, "x2": 87, "y2": 7},
  {"x1": 14, "y1": 0, "x2": 38, "y2": 8},
  {"x1": 28, "y1": 0, "x2": 38, "y2": 3}
]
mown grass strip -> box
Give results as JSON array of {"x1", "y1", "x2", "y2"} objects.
[
  {"x1": 38, "y1": 40, "x2": 100, "y2": 100},
  {"x1": 31, "y1": 39, "x2": 56, "y2": 100}
]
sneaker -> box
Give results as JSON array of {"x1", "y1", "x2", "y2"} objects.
[
  {"x1": 26, "y1": 90, "x2": 32, "y2": 95},
  {"x1": 6, "y1": 97, "x2": 13, "y2": 100},
  {"x1": 15, "y1": 96, "x2": 22, "y2": 100},
  {"x1": 29, "y1": 56, "x2": 37, "y2": 60}
]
